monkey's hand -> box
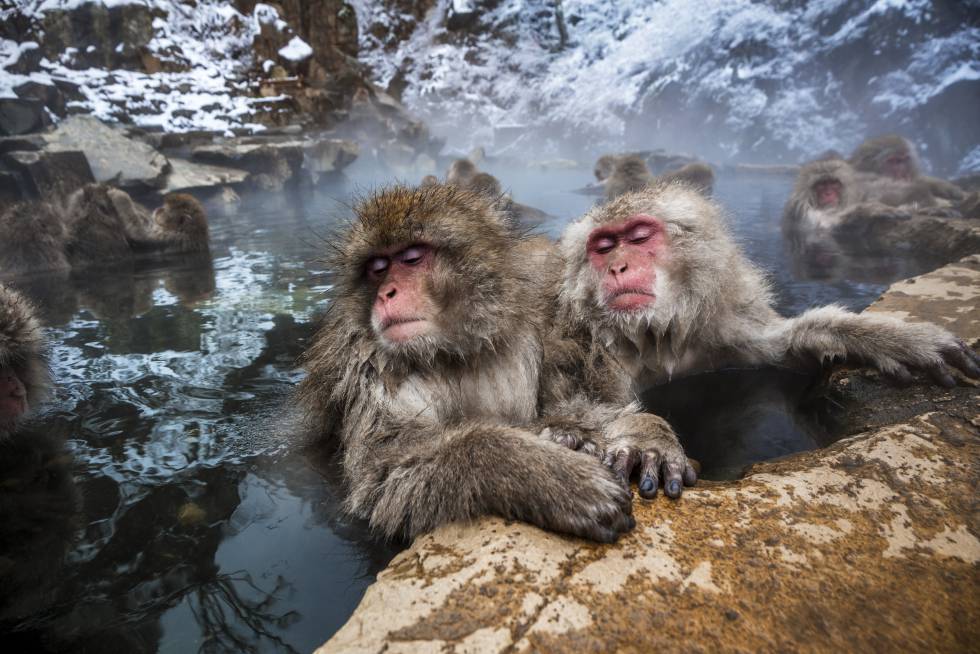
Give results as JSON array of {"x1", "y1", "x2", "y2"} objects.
[
  {"x1": 537, "y1": 416, "x2": 603, "y2": 458},
  {"x1": 601, "y1": 413, "x2": 697, "y2": 500},
  {"x1": 783, "y1": 307, "x2": 980, "y2": 386}
]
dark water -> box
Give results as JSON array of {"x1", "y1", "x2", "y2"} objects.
[{"x1": 0, "y1": 167, "x2": 948, "y2": 651}]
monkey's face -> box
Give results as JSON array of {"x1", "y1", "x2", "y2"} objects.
[
  {"x1": 0, "y1": 367, "x2": 28, "y2": 434},
  {"x1": 585, "y1": 217, "x2": 665, "y2": 313},
  {"x1": 336, "y1": 185, "x2": 521, "y2": 363},
  {"x1": 882, "y1": 151, "x2": 913, "y2": 181},
  {"x1": 594, "y1": 156, "x2": 616, "y2": 182},
  {"x1": 365, "y1": 243, "x2": 439, "y2": 344},
  {"x1": 813, "y1": 179, "x2": 842, "y2": 208},
  {"x1": 154, "y1": 195, "x2": 209, "y2": 244}
]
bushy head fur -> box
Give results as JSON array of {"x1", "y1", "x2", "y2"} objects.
[
  {"x1": 560, "y1": 182, "x2": 771, "y2": 353},
  {"x1": 849, "y1": 134, "x2": 920, "y2": 178},
  {"x1": 0, "y1": 284, "x2": 49, "y2": 436},
  {"x1": 155, "y1": 193, "x2": 210, "y2": 253},
  {"x1": 787, "y1": 159, "x2": 858, "y2": 217}
]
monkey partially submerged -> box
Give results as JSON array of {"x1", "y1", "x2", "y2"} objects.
[
  {"x1": 298, "y1": 185, "x2": 694, "y2": 543},
  {"x1": 849, "y1": 134, "x2": 966, "y2": 204},
  {"x1": 0, "y1": 284, "x2": 50, "y2": 441},
  {"x1": 604, "y1": 156, "x2": 714, "y2": 201},
  {"x1": 559, "y1": 183, "x2": 980, "y2": 390},
  {"x1": 64, "y1": 185, "x2": 210, "y2": 269}
]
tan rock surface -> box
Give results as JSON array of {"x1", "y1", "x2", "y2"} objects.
[{"x1": 318, "y1": 259, "x2": 980, "y2": 654}]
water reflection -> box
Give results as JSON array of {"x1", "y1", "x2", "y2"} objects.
[{"x1": 0, "y1": 169, "x2": 957, "y2": 651}]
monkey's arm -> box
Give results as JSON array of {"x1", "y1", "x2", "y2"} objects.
[
  {"x1": 922, "y1": 176, "x2": 967, "y2": 203},
  {"x1": 343, "y1": 418, "x2": 634, "y2": 543},
  {"x1": 763, "y1": 306, "x2": 980, "y2": 385}
]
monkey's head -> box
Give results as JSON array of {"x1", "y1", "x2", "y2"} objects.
[
  {"x1": 468, "y1": 172, "x2": 503, "y2": 198},
  {"x1": 331, "y1": 184, "x2": 528, "y2": 363},
  {"x1": 420, "y1": 174, "x2": 439, "y2": 187},
  {"x1": 446, "y1": 159, "x2": 478, "y2": 187},
  {"x1": 849, "y1": 134, "x2": 919, "y2": 182},
  {"x1": 561, "y1": 183, "x2": 738, "y2": 338},
  {"x1": 152, "y1": 194, "x2": 209, "y2": 252},
  {"x1": 0, "y1": 284, "x2": 49, "y2": 438},
  {"x1": 796, "y1": 159, "x2": 855, "y2": 210},
  {"x1": 594, "y1": 155, "x2": 618, "y2": 182}
]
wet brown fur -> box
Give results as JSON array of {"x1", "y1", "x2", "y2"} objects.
[
  {"x1": 849, "y1": 134, "x2": 966, "y2": 204},
  {"x1": 0, "y1": 284, "x2": 50, "y2": 439},
  {"x1": 561, "y1": 183, "x2": 980, "y2": 390},
  {"x1": 296, "y1": 184, "x2": 692, "y2": 542},
  {"x1": 0, "y1": 202, "x2": 70, "y2": 277}
]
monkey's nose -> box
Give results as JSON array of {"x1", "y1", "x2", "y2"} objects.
[
  {"x1": 609, "y1": 263, "x2": 628, "y2": 275},
  {"x1": 379, "y1": 286, "x2": 397, "y2": 302}
]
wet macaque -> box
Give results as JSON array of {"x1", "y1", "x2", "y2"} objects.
[
  {"x1": 0, "y1": 202, "x2": 70, "y2": 276},
  {"x1": 849, "y1": 134, "x2": 966, "y2": 204},
  {"x1": 445, "y1": 158, "x2": 478, "y2": 187},
  {"x1": 558, "y1": 183, "x2": 980, "y2": 390},
  {"x1": 658, "y1": 162, "x2": 715, "y2": 196},
  {"x1": 468, "y1": 172, "x2": 503, "y2": 197},
  {"x1": 64, "y1": 185, "x2": 209, "y2": 268},
  {"x1": 420, "y1": 174, "x2": 439, "y2": 187},
  {"x1": 0, "y1": 284, "x2": 50, "y2": 440},
  {"x1": 604, "y1": 155, "x2": 654, "y2": 201},
  {"x1": 784, "y1": 160, "x2": 864, "y2": 229},
  {"x1": 594, "y1": 154, "x2": 619, "y2": 182},
  {"x1": 298, "y1": 184, "x2": 692, "y2": 542}
]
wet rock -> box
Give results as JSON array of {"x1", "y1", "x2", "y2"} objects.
[
  {"x1": 38, "y1": 116, "x2": 170, "y2": 190},
  {"x1": 192, "y1": 136, "x2": 358, "y2": 191},
  {"x1": 0, "y1": 98, "x2": 52, "y2": 136},
  {"x1": 163, "y1": 157, "x2": 250, "y2": 194},
  {"x1": 317, "y1": 259, "x2": 980, "y2": 654},
  {"x1": 1, "y1": 150, "x2": 95, "y2": 199},
  {"x1": 834, "y1": 212, "x2": 980, "y2": 264}
]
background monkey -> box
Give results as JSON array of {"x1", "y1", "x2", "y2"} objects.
[
  {"x1": 0, "y1": 284, "x2": 50, "y2": 440},
  {"x1": 559, "y1": 183, "x2": 980, "y2": 391},
  {"x1": 605, "y1": 156, "x2": 714, "y2": 201},
  {"x1": 849, "y1": 134, "x2": 966, "y2": 204},
  {"x1": 0, "y1": 202, "x2": 71, "y2": 277},
  {"x1": 297, "y1": 184, "x2": 693, "y2": 543}
]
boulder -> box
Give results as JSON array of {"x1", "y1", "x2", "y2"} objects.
[
  {"x1": 163, "y1": 158, "x2": 250, "y2": 194},
  {"x1": 1, "y1": 150, "x2": 95, "y2": 199},
  {"x1": 40, "y1": 116, "x2": 170, "y2": 190},
  {"x1": 317, "y1": 258, "x2": 980, "y2": 654},
  {"x1": 38, "y1": 2, "x2": 158, "y2": 71},
  {"x1": 834, "y1": 212, "x2": 980, "y2": 264},
  {"x1": 192, "y1": 136, "x2": 358, "y2": 191},
  {"x1": 0, "y1": 98, "x2": 52, "y2": 136}
]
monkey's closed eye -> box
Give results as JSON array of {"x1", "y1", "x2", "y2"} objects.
[
  {"x1": 367, "y1": 256, "x2": 390, "y2": 276},
  {"x1": 398, "y1": 245, "x2": 430, "y2": 266},
  {"x1": 591, "y1": 236, "x2": 616, "y2": 254}
]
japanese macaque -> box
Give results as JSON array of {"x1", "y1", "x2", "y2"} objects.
[
  {"x1": 298, "y1": 184, "x2": 693, "y2": 543},
  {"x1": 594, "y1": 154, "x2": 619, "y2": 182},
  {"x1": 0, "y1": 284, "x2": 49, "y2": 440},
  {"x1": 605, "y1": 157, "x2": 714, "y2": 201},
  {"x1": 64, "y1": 185, "x2": 209, "y2": 269},
  {"x1": 558, "y1": 183, "x2": 980, "y2": 390},
  {"x1": 659, "y1": 162, "x2": 715, "y2": 196},
  {"x1": 420, "y1": 174, "x2": 439, "y2": 187},
  {"x1": 604, "y1": 155, "x2": 654, "y2": 201},
  {"x1": 0, "y1": 202, "x2": 71, "y2": 277},
  {"x1": 445, "y1": 158, "x2": 478, "y2": 187},
  {"x1": 467, "y1": 172, "x2": 503, "y2": 197},
  {"x1": 849, "y1": 135, "x2": 966, "y2": 203}
]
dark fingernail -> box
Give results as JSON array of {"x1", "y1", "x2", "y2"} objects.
[
  {"x1": 640, "y1": 477, "x2": 655, "y2": 493},
  {"x1": 667, "y1": 480, "x2": 681, "y2": 497},
  {"x1": 627, "y1": 515, "x2": 636, "y2": 530}
]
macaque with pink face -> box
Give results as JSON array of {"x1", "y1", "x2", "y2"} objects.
[
  {"x1": 849, "y1": 134, "x2": 965, "y2": 204},
  {"x1": 559, "y1": 182, "x2": 980, "y2": 391}
]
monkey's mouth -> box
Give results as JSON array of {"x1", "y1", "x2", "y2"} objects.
[
  {"x1": 380, "y1": 317, "x2": 431, "y2": 342},
  {"x1": 606, "y1": 287, "x2": 656, "y2": 311}
]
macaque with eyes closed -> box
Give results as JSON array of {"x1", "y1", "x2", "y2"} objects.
[
  {"x1": 558, "y1": 183, "x2": 980, "y2": 392},
  {"x1": 297, "y1": 184, "x2": 695, "y2": 543}
]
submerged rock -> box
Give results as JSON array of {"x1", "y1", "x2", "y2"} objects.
[{"x1": 317, "y1": 258, "x2": 980, "y2": 653}]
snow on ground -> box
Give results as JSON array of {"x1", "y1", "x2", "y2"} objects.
[
  {"x1": 352, "y1": 0, "x2": 980, "y2": 171},
  {"x1": 1, "y1": 0, "x2": 279, "y2": 133}
]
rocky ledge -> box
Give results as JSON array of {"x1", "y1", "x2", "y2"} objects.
[{"x1": 317, "y1": 256, "x2": 980, "y2": 654}]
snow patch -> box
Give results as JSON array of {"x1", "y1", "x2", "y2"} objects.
[{"x1": 278, "y1": 36, "x2": 312, "y2": 62}]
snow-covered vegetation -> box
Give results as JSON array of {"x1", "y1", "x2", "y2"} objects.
[{"x1": 354, "y1": 0, "x2": 980, "y2": 173}]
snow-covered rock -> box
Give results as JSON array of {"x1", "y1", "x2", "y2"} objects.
[{"x1": 353, "y1": 0, "x2": 980, "y2": 175}]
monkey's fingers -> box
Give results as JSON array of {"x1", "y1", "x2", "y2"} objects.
[
  {"x1": 943, "y1": 342, "x2": 980, "y2": 379},
  {"x1": 607, "y1": 447, "x2": 641, "y2": 487},
  {"x1": 638, "y1": 450, "x2": 662, "y2": 499},
  {"x1": 925, "y1": 362, "x2": 957, "y2": 388},
  {"x1": 579, "y1": 440, "x2": 604, "y2": 460},
  {"x1": 683, "y1": 461, "x2": 698, "y2": 487},
  {"x1": 662, "y1": 461, "x2": 685, "y2": 499}
]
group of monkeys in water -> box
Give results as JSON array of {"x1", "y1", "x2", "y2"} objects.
[{"x1": 2, "y1": 133, "x2": 979, "y2": 544}]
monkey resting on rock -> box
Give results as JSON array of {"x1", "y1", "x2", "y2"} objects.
[{"x1": 297, "y1": 184, "x2": 696, "y2": 543}]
